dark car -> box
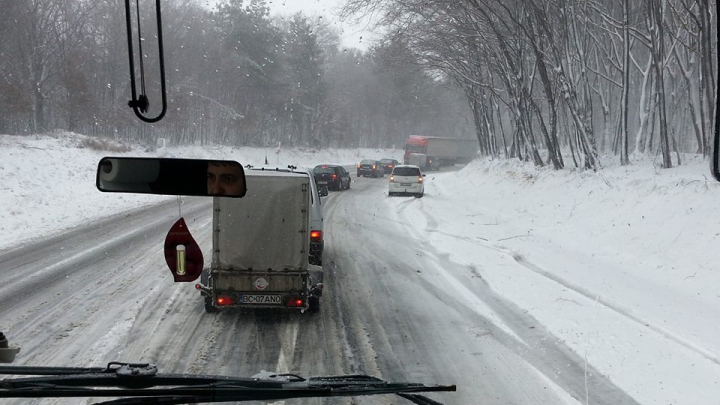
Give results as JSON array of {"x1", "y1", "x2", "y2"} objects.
[
  {"x1": 378, "y1": 158, "x2": 400, "y2": 173},
  {"x1": 313, "y1": 165, "x2": 351, "y2": 190},
  {"x1": 356, "y1": 159, "x2": 384, "y2": 178}
]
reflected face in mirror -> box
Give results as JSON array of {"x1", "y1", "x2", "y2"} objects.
[
  {"x1": 97, "y1": 157, "x2": 246, "y2": 197},
  {"x1": 207, "y1": 162, "x2": 245, "y2": 196}
]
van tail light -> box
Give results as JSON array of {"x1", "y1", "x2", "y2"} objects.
[
  {"x1": 332, "y1": 174, "x2": 337, "y2": 179},
  {"x1": 217, "y1": 296, "x2": 233, "y2": 306},
  {"x1": 310, "y1": 230, "x2": 323, "y2": 241},
  {"x1": 287, "y1": 298, "x2": 304, "y2": 307}
]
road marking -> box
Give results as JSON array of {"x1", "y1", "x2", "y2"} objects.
[{"x1": 270, "y1": 319, "x2": 300, "y2": 405}]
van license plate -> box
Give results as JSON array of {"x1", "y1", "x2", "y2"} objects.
[
  {"x1": 240, "y1": 295, "x2": 282, "y2": 304},
  {"x1": 401, "y1": 183, "x2": 412, "y2": 186}
]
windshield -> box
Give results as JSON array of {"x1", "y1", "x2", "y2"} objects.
[
  {"x1": 0, "y1": 1, "x2": 717, "y2": 405},
  {"x1": 406, "y1": 145, "x2": 425, "y2": 153},
  {"x1": 392, "y1": 167, "x2": 420, "y2": 176},
  {"x1": 314, "y1": 166, "x2": 335, "y2": 174}
]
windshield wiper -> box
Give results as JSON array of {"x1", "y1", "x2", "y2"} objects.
[{"x1": 0, "y1": 362, "x2": 456, "y2": 405}]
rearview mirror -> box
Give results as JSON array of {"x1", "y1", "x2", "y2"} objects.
[
  {"x1": 319, "y1": 186, "x2": 329, "y2": 197},
  {"x1": 97, "y1": 157, "x2": 246, "y2": 197}
]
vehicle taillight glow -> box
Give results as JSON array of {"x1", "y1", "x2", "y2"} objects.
[
  {"x1": 288, "y1": 299, "x2": 304, "y2": 307},
  {"x1": 217, "y1": 296, "x2": 231, "y2": 305},
  {"x1": 332, "y1": 174, "x2": 337, "y2": 179},
  {"x1": 389, "y1": 164, "x2": 394, "y2": 168},
  {"x1": 357, "y1": 163, "x2": 360, "y2": 168},
  {"x1": 310, "y1": 230, "x2": 322, "y2": 241}
]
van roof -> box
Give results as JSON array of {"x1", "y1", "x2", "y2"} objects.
[{"x1": 246, "y1": 167, "x2": 312, "y2": 178}]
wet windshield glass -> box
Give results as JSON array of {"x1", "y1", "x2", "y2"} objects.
[{"x1": 0, "y1": 0, "x2": 717, "y2": 404}]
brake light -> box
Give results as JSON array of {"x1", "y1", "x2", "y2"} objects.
[
  {"x1": 287, "y1": 299, "x2": 304, "y2": 307},
  {"x1": 310, "y1": 230, "x2": 322, "y2": 241},
  {"x1": 217, "y1": 296, "x2": 233, "y2": 306},
  {"x1": 332, "y1": 174, "x2": 337, "y2": 179},
  {"x1": 390, "y1": 175, "x2": 395, "y2": 182},
  {"x1": 389, "y1": 164, "x2": 394, "y2": 168}
]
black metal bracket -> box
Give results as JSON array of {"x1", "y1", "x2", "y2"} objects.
[{"x1": 124, "y1": 0, "x2": 167, "y2": 123}]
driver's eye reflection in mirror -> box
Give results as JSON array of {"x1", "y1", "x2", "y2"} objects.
[{"x1": 207, "y1": 161, "x2": 245, "y2": 196}]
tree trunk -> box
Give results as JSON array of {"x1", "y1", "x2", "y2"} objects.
[{"x1": 620, "y1": 0, "x2": 630, "y2": 165}]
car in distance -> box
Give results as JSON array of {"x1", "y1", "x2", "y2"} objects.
[
  {"x1": 313, "y1": 164, "x2": 351, "y2": 190},
  {"x1": 388, "y1": 165, "x2": 425, "y2": 198},
  {"x1": 378, "y1": 158, "x2": 400, "y2": 174},
  {"x1": 357, "y1": 159, "x2": 384, "y2": 178}
]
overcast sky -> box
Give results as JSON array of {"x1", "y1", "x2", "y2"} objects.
[{"x1": 207, "y1": 0, "x2": 378, "y2": 50}]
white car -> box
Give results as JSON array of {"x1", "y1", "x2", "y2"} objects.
[{"x1": 388, "y1": 165, "x2": 426, "y2": 198}]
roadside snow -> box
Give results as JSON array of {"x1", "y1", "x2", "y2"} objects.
[
  {"x1": 3, "y1": 131, "x2": 718, "y2": 403},
  {"x1": 0, "y1": 132, "x2": 399, "y2": 251},
  {"x1": 397, "y1": 155, "x2": 720, "y2": 405}
]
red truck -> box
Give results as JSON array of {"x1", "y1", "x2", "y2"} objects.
[{"x1": 403, "y1": 135, "x2": 478, "y2": 170}]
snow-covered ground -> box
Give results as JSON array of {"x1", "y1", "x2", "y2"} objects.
[
  {"x1": 0, "y1": 132, "x2": 399, "y2": 251},
  {"x1": 393, "y1": 155, "x2": 720, "y2": 404},
  {"x1": 2, "y1": 131, "x2": 718, "y2": 403}
]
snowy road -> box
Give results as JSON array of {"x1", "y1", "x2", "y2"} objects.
[{"x1": 1, "y1": 173, "x2": 640, "y2": 405}]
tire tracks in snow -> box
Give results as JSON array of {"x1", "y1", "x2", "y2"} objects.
[
  {"x1": 393, "y1": 196, "x2": 642, "y2": 405},
  {"x1": 509, "y1": 253, "x2": 720, "y2": 366},
  {"x1": 399, "y1": 193, "x2": 720, "y2": 367}
]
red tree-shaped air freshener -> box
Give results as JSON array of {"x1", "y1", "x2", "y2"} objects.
[{"x1": 164, "y1": 217, "x2": 204, "y2": 282}]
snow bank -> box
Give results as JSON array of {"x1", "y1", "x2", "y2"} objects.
[
  {"x1": 0, "y1": 132, "x2": 399, "y2": 251},
  {"x1": 3, "y1": 130, "x2": 717, "y2": 403},
  {"x1": 400, "y1": 155, "x2": 720, "y2": 404}
]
